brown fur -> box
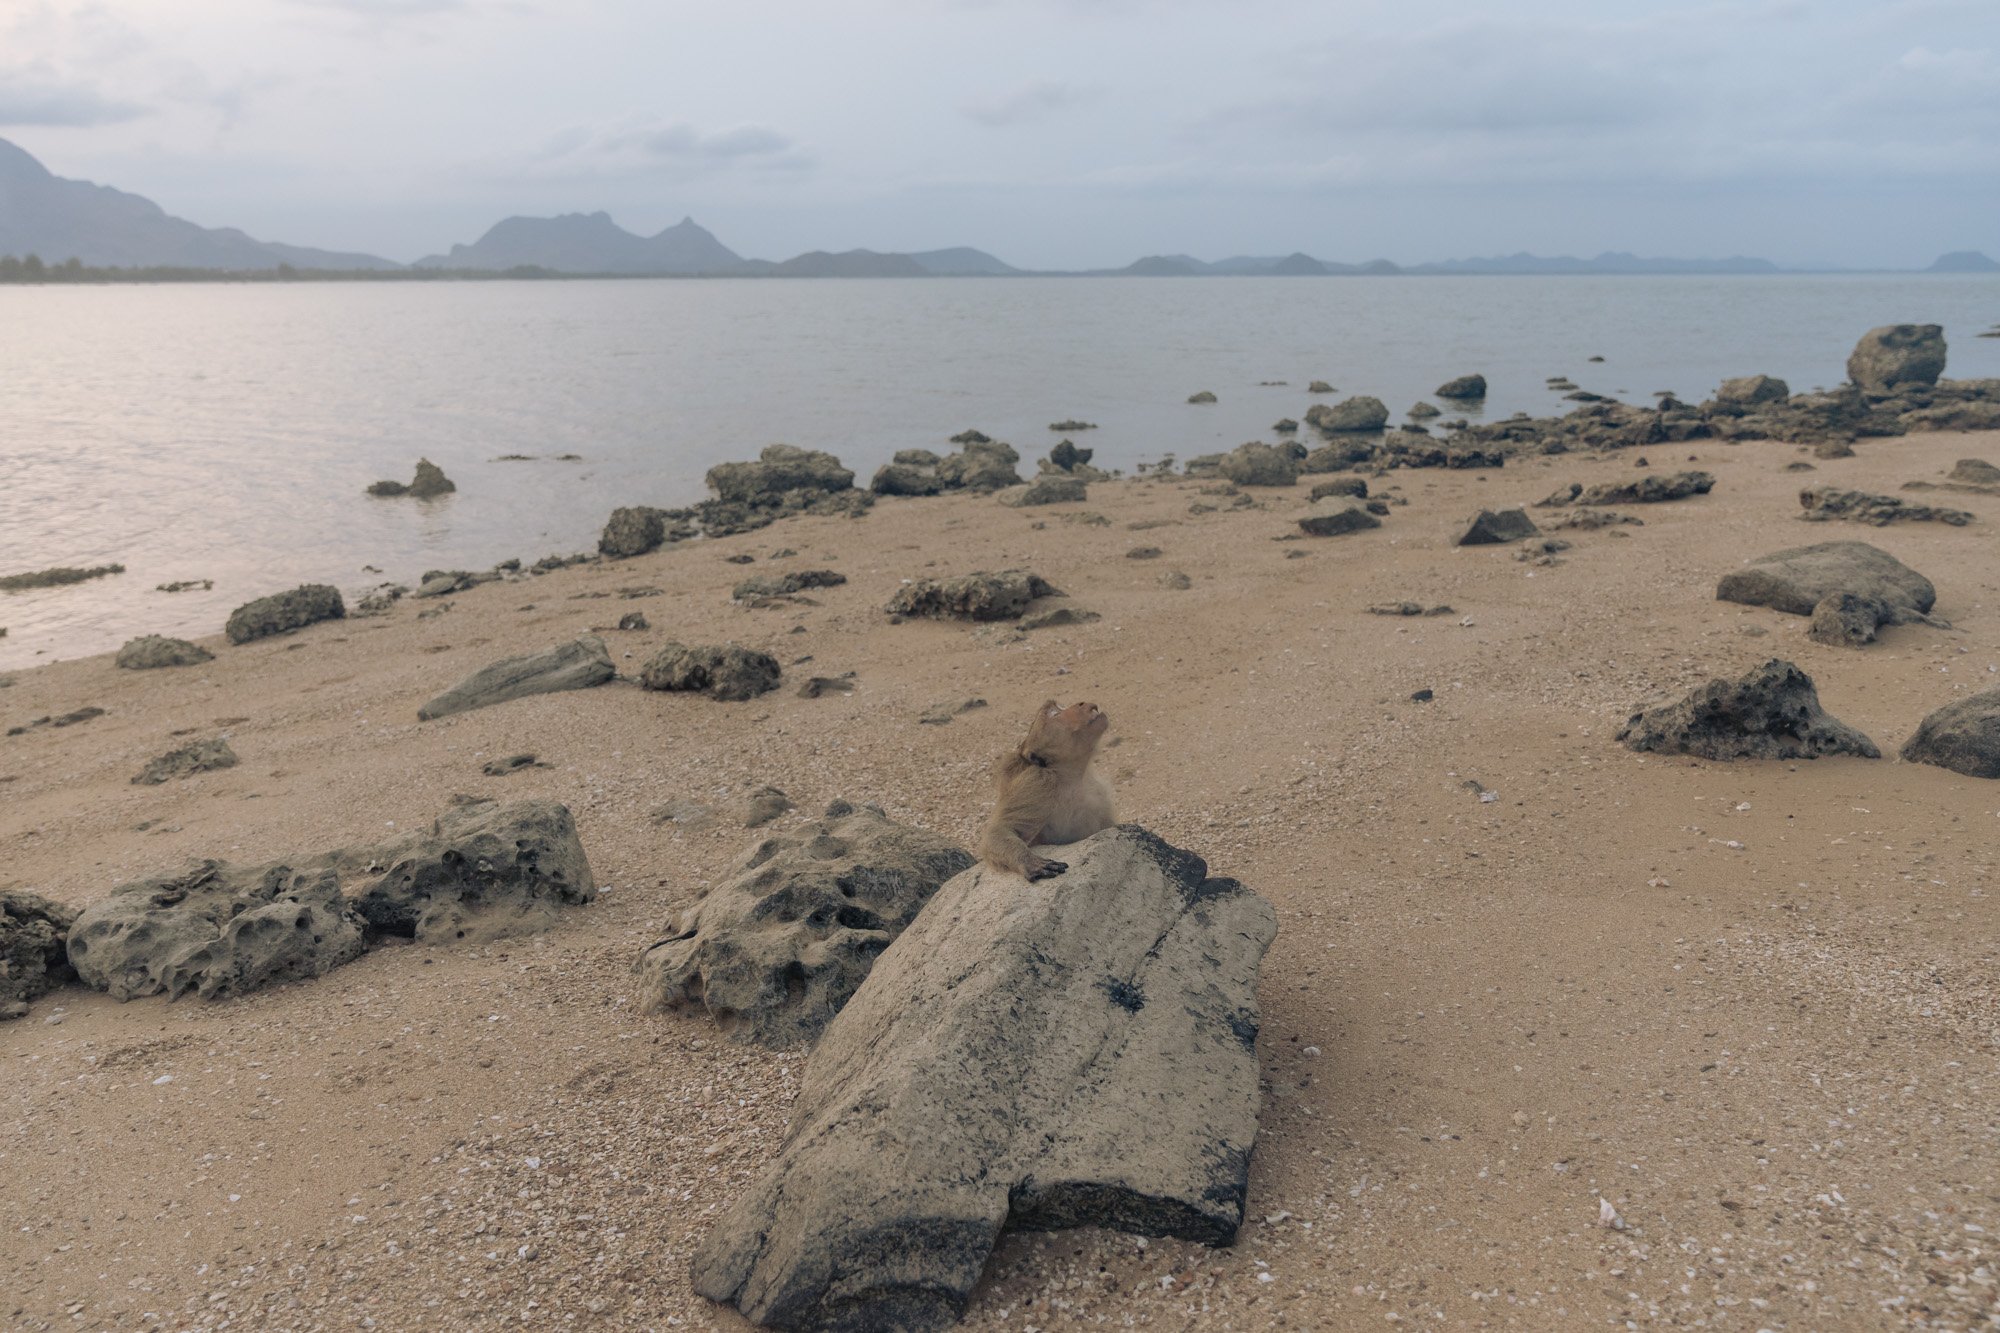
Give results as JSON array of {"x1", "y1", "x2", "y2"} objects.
[{"x1": 977, "y1": 700, "x2": 1116, "y2": 880}]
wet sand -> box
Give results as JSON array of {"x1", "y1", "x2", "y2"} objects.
[{"x1": 3, "y1": 428, "x2": 1998, "y2": 1330}]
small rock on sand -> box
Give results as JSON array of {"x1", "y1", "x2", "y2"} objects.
[
  {"x1": 481, "y1": 753, "x2": 547, "y2": 776},
  {"x1": 1020, "y1": 606, "x2": 1100, "y2": 631},
  {"x1": 919, "y1": 698, "x2": 986, "y2": 725},
  {"x1": 797, "y1": 673, "x2": 857, "y2": 698},
  {"x1": 1001, "y1": 477, "x2": 1088, "y2": 507},
  {"x1": 1798, "y1": 485, "x2": 1973, "y2": 527},
  {"x1": 1299, "y1": 498, "x2": 1381, "y2": 537},
  {"x1": 132, "y1": 738, "x2": 239, "y2": 786},
  {"x1": 1456, "y1": 509, "x2": 1540, "y2": 545},
  {"x1": 886, "y1": 570, "x2": 1062, "y2": 622},
  {"x1": 115, "y1": 636, "x2": 214, "y2": 670},
  {"x1": 225, "y1": 585, "x2": 345, "y2": 645},
  {"x1": 1900, "y1": 688, "x2": 2000, "y2": 779},
  {"x1": 638, "y1": 642, "x2": 780, "y2": 701},
  {"x1": 1160, "y1": 570, "x2": 1193, "y2": 590},
  {"x1": 1617, "y1": 659, "x2": 1879, "y2": 761},
  {"x1": 418, "y1": 636, "x2": 615, "y2": 720}
]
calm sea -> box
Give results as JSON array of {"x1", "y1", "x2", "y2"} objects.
[{"x1": 4, "y1": 273, "x2": 1998, "y2": 668}]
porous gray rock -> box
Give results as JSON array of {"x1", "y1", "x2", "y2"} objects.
[
  {"x1": 417, "y1": 636, "x2": 615, "y2": 720},
  {"x1": 1308, "y1": 476, "x2": 1368, "y2": 501},
  {"x1": 115, "y1": 635, "x2": 214, "y2": 670},
  {"x1": 886, "y1": 570, "x2": 1062, "y2": 621},
  {"x1": 2, "y1": 890, "x2": 76, "y2": 1016},
  {"x1": 1808, "y1": 593, "x2": 1897, "y2": 647},
  {"x1": 599, "y1": 506, "x2": 670, "y2": 558},
  {"x1": 936, "y1": 440, "x2": 1023, "y2": 492},
  {"x1": 638, "y1": 642, "x2": 780, "y2": 701},
  {"x1": 1900, "y1": 688, "x2": 2000, "y2": 779},
  {"x1": 1313, "y1": 395, "x2": 1390, "y2": 432},
  {"x1": 1717, "y1": 541, "x2": 1936, "y2": 622},
  {"x1": 1717, "y1": 374, "x2": 1789, "y2": 405},
  {"x1": 132, "y1": 738, "x2": 239, "y2": 786},
  {"x1": 1002, "y1": 476, "x2": 1088, "y2": 507},
  {"x1": 689, "y1": 826, "x2": 1277, "y2": 1332},
  {"x1": 1407, "y1": 402, "x2": 1442, "y2": 419},
  {"x1": 1187, "y1": 390, "x2": 1217, "y2": 404},
  {"x1": 634, "y1": 801, "x2": 975, "y2": 1048},
  {"x1": 1545, "y1": 471, "x2": 1714, "y2": 506},
  {"x1": 1299, "y1": 498, "x2": 1381, "y2": 537},
  {"x1": 370, "y1": 458, "x2": 456, "y2": 498},
  {"x1": 1798, "y1": 485, "x2": 1973, "y2": 527},
  {"x1": 1616, "y1": 660, "x2": 1879, "y2": 760},
  {"x1": 224, "y1": 585, "x2": 345, "y2": 645},
  {"x1": 1218, "y1": 442, "x2": 1299, "y2": 487},
  {"x1": 1947, "y1": 458, "x2": 2000, "y2": 486},
  {"x1": 66, "y1": 800, "x2": 593, "y2": 1001},
  {"x1": 68, "y1": 861, "x2": 367, "y2": 1002},
  {"x1": 733, "y1": 569, "x2": 847, "y2": 599},
  {"x1": 1456, "y1": 508, "x2": 1540, "y2": 545},
  {"x1": 1435, "y1": 373, "x2": 1487, "y2": 400},
  {"x1": 1848, "y1": 324, "x2": 1946, "y2": 393}
]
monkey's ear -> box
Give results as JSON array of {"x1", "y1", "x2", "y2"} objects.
[{"x1": 1038, "y1": 699, "x2": 1062, "y2": 719}]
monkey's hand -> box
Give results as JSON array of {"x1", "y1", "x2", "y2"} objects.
[{"x1": 1026, "y1": 859, "x2": 1069, "y2": 881}]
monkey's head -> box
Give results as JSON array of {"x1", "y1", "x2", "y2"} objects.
[{"x1": 1022, "y1": 700, "x2": 1109, "y2": 766}]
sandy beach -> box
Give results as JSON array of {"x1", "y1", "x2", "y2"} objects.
[{"x1": 4, "y1": 427, "x2": 1998, "y2": 1330}]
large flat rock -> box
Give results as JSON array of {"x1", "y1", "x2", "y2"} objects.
[
  {"x1": 691, "y1": 825, "x2": 1277, "y2": 1332},
  {"x1": 417, "y1": 636, "x2": 615, "y2": 720},
  {"x1": 1901, "y1": 687, "x2": 2000, "y2": 779},
  {"x1": 1716, "y1": 541, "x2": 1936, "y2": 621}
]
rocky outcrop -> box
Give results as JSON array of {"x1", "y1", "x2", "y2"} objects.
[
  {"x1": 1456, "y1": 508, "x2": 1540, "y2": 545},
  {"x1": 367, "y1": 458, "x2": 456, "y2": 498},
  {"x1": 1540, "y1": 471, "x2": 1715, "y2": 506},
  {"x1": 1308, "y1": 395, "x2": 1389, "y2": 432},
  {"x1": 872, "y1": 441, "x2": 1025, "y2": 496},
  {"x1": 1798, "y1": 486, "x2": 1973, "y2": 526},
  {"x1": 65, "y1": 800, "x2": 592, "y2": 1002},
  {"x1": 1947, "y1": 458, "x2": 2000, "y2": 487},
  {"x1": 417, "y1": 636, "x2": 616, "y2": 720},
  {"x1": 1848, "y1": 324, "x2": 1946, "y2": 393},
  {"x1": 690, "y1": 827, "x2": 1277, "y2": 1333},
  {"x1": 635, "y1": 801, "x2": 975, "y2": 1048},
  {"x1": 733, "y1": 569, "x2": 847, "y2": 599},
  {"x1": 638, "y1": 642, "x2": 780, "y2": 701},
  {"x1": 599, "y1": 506, "x2": 672, "y2": 558},
  {"x1": 1218, "y1": 442, "x2": 1299, "y2": 487},
  {"x1": 1435, "y1": 374, "x2": 1487, "y2": 400},
  {"x1": 1298, "y1": 497, "x2": 1381, "y2": 537},
  {"x1": 1, "y1": 891, "x2": 77, "y2": 1019},
  {"x1": 1187, "y1": 390, "x2": 1217, "y2": 404},
  {"x1": 1717, "y1": 541, "x2": 1937, "y2": 623},
  {"x1": 1716, "y1": 374, "x2": 1789, "y2": 405},
  {"x1": 0, "y1": 564, "x2": 125, "y2": 592},
  {"x1": 1617, "y1": 660, "x2": 1879, "y2": 760},
  {"x1": 115, "y1": 635, "x2": 214, "y2": 670},
  {"x1": 1309, "y1": 476, "x2": 1367, "y2": 501},
  {"x1": 1046, "y1": 439, "x2": 1093, "y2": 471},
  {"x1": 1002, "y1": 476, "x2": 1088, "y2": 507},
  {"x1": 707, "y1": 445, "x2": 855, "y2": 505},
  {"x1": 132, "y1": 738, "x2": 238, "y2": 785},
  {"x1": 886, "y1": 570, "x2": 1062, "y2": 621},
  {"x1": 1900, "y1": 688, "x2": 2000, "y2": 779},
  {"x1": 224, "y1": 585, "x2": 345, "y2": 644}
]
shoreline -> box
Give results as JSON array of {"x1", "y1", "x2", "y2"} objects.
[{"x1": 4, "y1": 423, "x2": 1998, "y2": 1327}]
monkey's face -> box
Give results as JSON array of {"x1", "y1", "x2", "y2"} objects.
[{"x1": 1036, "y1": 701, "x2": 1108, "y2": 757}]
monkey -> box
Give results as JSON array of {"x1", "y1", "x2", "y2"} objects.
[{"x1": 977, "y1": 700, "x2": 1116, "y2": 881}]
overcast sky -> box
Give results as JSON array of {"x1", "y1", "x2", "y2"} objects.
[{"x1": 3, "y1": 0, "x2": 1997, "y2": 268}]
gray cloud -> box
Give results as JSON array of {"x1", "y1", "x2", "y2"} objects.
[
  {"x1": 0, "y1": 71, "x2": 143, "y2": 128},
  {"x1": 290, "y1": 0, "x2": 468, "y2": 14},
  {"x1": 510, "y1": 118, "x2": 812, "y2": 181},
  {"x1": 963, "y1": 80, "x2": 1098, "y2": 128}
]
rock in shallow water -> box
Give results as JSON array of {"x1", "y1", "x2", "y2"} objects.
[
  {"x1": 635, "y1": 801, "x2": 974, "y2": 1048},
  {"x1": 690, "y1": 826, "x2": 1277, "y2": 1332},
  {"x1": 1900, "y1": 688, "x2": 2000, "y2": 779},
  {"x1": 1617, "y1": 659, "x2": 1879, "y2": 761},
  {"x1": 1847, "y1": 324, "x2": 1945, "y2": 394},
  {"x1": 417, "y1": 636, "x2": 615, "y2": 720}
]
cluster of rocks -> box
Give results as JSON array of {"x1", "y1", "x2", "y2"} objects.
[
  {"x1": 599, "y1": 445, "x2": 874, "y2": 558},
  {"x1": 638, "y1": 642, "x2": 781, "y2": 702},
  {"x1": 870, "y1": 432, "x2": 1026, "y2": 497},
  {"x1": 16, "y1": 801, "x2": 592, "y2": 1014},
  {"x1": 365, "y1": 458, "x2": 455, "y2": 499},
  {"x1": 687, "y1": 826, "x2": 1277, "y2": 1331},
  {"x1": 1537, "y1": 471, "x2": 1715, "y2": 507},
  {"x1": 886, "y1": 569, "x2": 1063, "y2": 622},
  {"x1": 1797, "y1": 485, "x2": 1974, "y2": 527},
  {"x1": 0, "y1": 563, "x2": 126, "y2": 592},
  {"x1": 1449, "y1": 326, "x2": 2000, "y2": 458},
  {"x1": 225, "y1": 584, "x2": 345, "y2": 644}
]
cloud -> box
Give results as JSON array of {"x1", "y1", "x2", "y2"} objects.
[
  {"x1": 504, "y1": 116, "x2": 813, "y2": 181},
  {"x1": 290, "y1": 0, "x2": 468, "y2": 14},
  {"x1": 963, "y1": 80, "x2": 1099, "y2": 128},
  {"x1": 0, "y1": 70, "x2": 143, "y2": 127}
]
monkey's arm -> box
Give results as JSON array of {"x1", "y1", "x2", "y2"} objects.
[{"x1": 979, "y1": 769, "x2": 1067, "y2": 880}]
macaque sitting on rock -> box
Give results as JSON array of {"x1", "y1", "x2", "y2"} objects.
[{"x1": 978, "y1": 700, "x2": 1116, "y2": 880}]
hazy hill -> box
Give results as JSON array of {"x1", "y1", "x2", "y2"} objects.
[
  {"x1": 412, "y1": 212, "x2": 741, "y2": 274},
  {"x1": 1927, "y1": 250, "x2": 2000, "y2": 273},
  {"x1": 0, "y1": 137, "x2": 395, "y2": 270},
  {"x1": 907, "y1": 246, "x2": 1019, "y2": 276},
  {"x1": 1407, "y1": 251, "x2": 1780, "y2": 275},
  {"x1": 737, "y1": 249, "x2": 930, "y2": 278}
]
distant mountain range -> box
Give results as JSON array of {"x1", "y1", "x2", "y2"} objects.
[{"x1": 2, "y1": 137, "x2": 1994, "y2": 280}]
